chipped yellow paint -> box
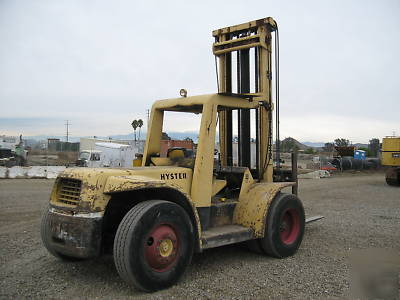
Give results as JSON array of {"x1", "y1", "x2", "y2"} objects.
[
  {"x1": 51, "y1": 166, "x2": 192, "y2": 211},
  {"x1": 103, "y1": 173, "x2": 201, "y2": 242},
  {"x1": 103, "y1": 174, "x2": 190, "y2": 195},
  {"x1": 211, "y1": 178, "x2": 227, "y2": 197},
  {"x1": 150, "y1": 157, "x2": 173, "y2": 166},
  {"x1": 132, "y1": 158, "x2": 142, "y2": 167},
  {"x1": 51, "y1": 166, "x2": 202, "y2": 245},
  {"x1": 143, "y1": 94, "x2": 259, "y2": 209},
  {"x1": 382, "y1": 137, "x2": 400, "y2": 166},
  {"x1": 239, "y1": 169, "x2": 254, "y2": 198},
  {"x1": 234, "y1": 181, "x2": 296, "y2": 237}
]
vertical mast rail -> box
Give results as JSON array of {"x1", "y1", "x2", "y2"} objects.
[{"x1": 213, "y1": 18, "x2": 277, "y2": 182}]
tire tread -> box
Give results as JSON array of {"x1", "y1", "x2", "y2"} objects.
[{"x1": 113, "y1": 200, "x2": 184, "y2": 291}]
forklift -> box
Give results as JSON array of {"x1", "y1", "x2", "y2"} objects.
[
  {"x1": 41, "y1": 17, "x2": 320, "y2": 292},
  {"x1": 382, "y1": 136, "x2": 400, "y2": 186}
]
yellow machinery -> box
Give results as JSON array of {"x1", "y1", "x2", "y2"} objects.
[
  {"x1": 41, "y1": 18, "x2": 312, "y2": 292},
  {"x1": 382, "y1": 137, "x2": 400, "y2": 186}
]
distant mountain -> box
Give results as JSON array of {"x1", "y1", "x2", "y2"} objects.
[
  {"x1": 166, "y1": 131, "x2": 198, "y2": 141},
  {"x1": 108, "y1": 131, "x2": 199, "y2": 142},
  {"x1": 302, "y1": 141, "x2": 325, "y2": 148},
  {"x1": 24, "y1": 131, "x2": 200, "y2": 143},
  {"x1": 353, "y1": 143, "x2": 368, "y2": 149},
  {"x1": 280, "y1": 137, "x2": 309, "y2": 150}
]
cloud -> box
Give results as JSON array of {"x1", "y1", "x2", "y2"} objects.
[{"x1": 0, "y1": 0, "x2": 399, "y2": 142}]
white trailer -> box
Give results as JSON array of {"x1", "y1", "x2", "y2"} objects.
[{"x1": 77, "y1": 142, "x2": 138, "y2": 168}]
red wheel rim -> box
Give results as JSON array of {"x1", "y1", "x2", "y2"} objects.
[
  {"x1": 144, "y1": 224, "x2": 180, "y2": 272},
  {"x1": 279, "y1": 208, "x2": 300, "y2": 245}
]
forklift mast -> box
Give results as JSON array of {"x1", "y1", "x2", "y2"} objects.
[{"x1": 212, "y1": 17, "x2": 279, "y2": 182}]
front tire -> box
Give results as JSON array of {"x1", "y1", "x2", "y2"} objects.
[
  {"x1": 113, "y1": 200, "x2": 194, "y2": 292},
  {"x1": 259, "y1": 193, "x2": 305, "y2": 258}
]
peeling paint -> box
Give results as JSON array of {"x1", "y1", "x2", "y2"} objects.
[{"x1": 234, "y1": 181, "x2": 295, "y2": 237}]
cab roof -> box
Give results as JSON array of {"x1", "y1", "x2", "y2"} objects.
[{"x1": 151, "y1": 93, "x2": 261, "y2": 113}]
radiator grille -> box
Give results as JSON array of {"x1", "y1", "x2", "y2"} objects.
[{"x1": 57, "y1": 178, "x2": 82, "y2": 206}]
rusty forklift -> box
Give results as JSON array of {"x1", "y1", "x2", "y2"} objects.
[{"x1": 41, "y1": 17, "x2": 316, "y2": 292}]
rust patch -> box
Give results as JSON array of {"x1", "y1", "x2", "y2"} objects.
[{"x1": 46, "y1": 209, "x2": 102, "y2": 258}]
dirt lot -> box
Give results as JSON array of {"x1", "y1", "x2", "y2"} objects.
[{"x1": 0, "y1": 172, "x2": 399, "y2": 299}]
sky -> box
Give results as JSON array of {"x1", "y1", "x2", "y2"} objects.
[{"x1": 0, "y1": 0, "x2": 399, "y2": 143}]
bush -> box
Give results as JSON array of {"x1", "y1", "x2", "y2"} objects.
[{"x1": 304, "y1": 148, "x2": 315, "y2": 154}]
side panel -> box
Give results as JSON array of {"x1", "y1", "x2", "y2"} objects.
[
  {"x1": 103, "y1": 170, "x2": 193, "y2": 195},
  {"x1": 233, "y1": 180, "x2": 296, "y2": 237},
  {"x1": 143, "y1": 107, "x2": 164, "y2": 166},
  {"x1": 190, "y1": 103, "x2": 218, "y2": 207},
  {"x1": 382, "y1": 137, "x2": 400, "y2": 166}
]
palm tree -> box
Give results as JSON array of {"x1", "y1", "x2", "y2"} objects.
[
  {"x1": 131, "y1": 119, "x2": 138, "y2": 141},
  {"x1": 137, "y1": 119, "x2": 144, "y2": 141}
]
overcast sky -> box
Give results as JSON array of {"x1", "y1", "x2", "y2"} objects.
[{"x1": 0, "y1": 0, "x2": 399, "y2": 143}]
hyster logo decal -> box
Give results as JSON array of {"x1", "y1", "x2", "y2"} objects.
[{"x1": 160, "y1": 173, "x2": 187, "y2": 180}]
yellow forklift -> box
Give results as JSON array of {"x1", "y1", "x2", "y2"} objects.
[
  {"x1": 382, "y1": 136, "x2": 400, "y2": 186},
  {"x1": 41, "y1": 17, "x2": 321, "y2": 292}
]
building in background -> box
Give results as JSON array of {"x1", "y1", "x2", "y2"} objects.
[
  {"x1": 160, "y1": 140, "x2": 194, "y2": 157},
  {"x1": 0, "y1": 135, "x2": 20, "y2": 151},
  {"x1": 80, "y1": 138, "x2": 145, "y2": 153},
  {"x1": 47, "y1": 138, "x2": 79, "y2": 152}
]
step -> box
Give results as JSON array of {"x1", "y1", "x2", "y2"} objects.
[
  {"x1": 209, "y1": 199, "x2": 237, "y2": 227},
  {"x1": 201, "y1": 224, "x2": 254, "y2": 249}
]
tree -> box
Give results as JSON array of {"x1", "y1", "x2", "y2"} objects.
[
  {"x1": 368, "y1": 138, "x2": 380, "y2": 157},
  {"x1": 131, "y1": 119, "x2": 144, "y2": 142},
  {"x1": 137, "y1": 119, "x2": 144, "y2": 141},
  {"x1": 334, "y1": 138, "x2": 350, "y2": 147},
  {"x1": 323, "y1": 142, "x2": 335, "y2": 152},
  {"x1": 280, "y1": 138, "x2": 299, "y2": 152},
  {"x1": 304, "y1": 148, "x2": 315, "y2": 154},
  {"x1": 162, "y1": 132, "x2": 171, "y2": 140},
  {"x1": 131, "y1": 119, "x2": 139, "y2": 141}
]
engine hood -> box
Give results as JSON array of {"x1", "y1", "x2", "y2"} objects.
[{"x1": 59, "y1": 166, "x2": 193, "y2": 195}]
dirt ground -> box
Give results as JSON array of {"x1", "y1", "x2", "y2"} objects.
[{"x1": 0, "y1": 172, "x2": 399, "y2": 299}]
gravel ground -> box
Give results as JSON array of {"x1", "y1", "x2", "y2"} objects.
[{"x1": 0, "y1": 172, "x2": 399, "y2": 299}]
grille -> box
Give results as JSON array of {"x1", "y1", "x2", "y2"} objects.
[{"x1": 57, "y1": 178, "x2": 82, "y2": 206}]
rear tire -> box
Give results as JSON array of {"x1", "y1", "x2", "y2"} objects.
[
  {"x1": 259, "y1": 193, "x2": 305, "y2": 258},
  {"x1": 385, "y1": 168, "x2": 400, "y2": 186},
  {"x1": 113, "y1": 200, "x2": 194, "y2": 292},
  {"x1": 40, "y1": 208, "x2": 82, "y2": 261}
]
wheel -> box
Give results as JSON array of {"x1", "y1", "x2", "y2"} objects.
[
  {"x1": 113, "y1": 200, "x2": 194, "y2": 292},
  {"x1": 386, "y1": 177, "x2": 400, "y2": 186},
  {"x1": 259, "y1": 193, "x2": 305, "y2": 258},
  {"x1": 385, "y1": 168, "x2": 400, "y2": 186},
  {"x1": 40, "y1": 208, "x2": 82, "y2": 261}
]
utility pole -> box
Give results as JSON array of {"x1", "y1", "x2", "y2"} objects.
[
  {"x1": 146, "y1": 109, "x2": 150, "y2": 129},
  {"x1": 65, "y1": 120, "x2": 70, "y2": 142}
]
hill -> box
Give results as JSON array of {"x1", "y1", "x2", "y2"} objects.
[{"x1": 280, "y1": 137, "x2": 310, "y2": 151}]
